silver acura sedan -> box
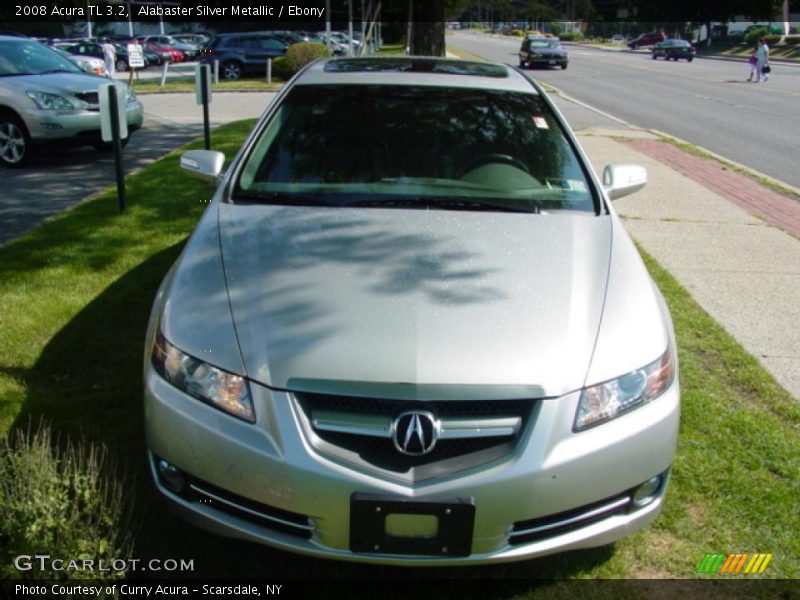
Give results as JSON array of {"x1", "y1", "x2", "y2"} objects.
[{"x1": 144, "y1": 57, "x2": 679, "y2": 565}]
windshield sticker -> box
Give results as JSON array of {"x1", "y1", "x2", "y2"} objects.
[{"x1": 532, "y1": 116, "x2": 549, "y2": 129}]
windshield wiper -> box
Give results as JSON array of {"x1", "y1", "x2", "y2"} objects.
[
  {"x1": 37, "y1": 69, "x2": 75, "y2": 75},
  {"x1": 348, "y1": 197, "x2": 541, "y2": 214},
  {"x1": 232, "y1": 190, "x2": 344, "y2": 207}
]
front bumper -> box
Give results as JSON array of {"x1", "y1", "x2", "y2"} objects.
[
  {"x1": 24, "y1": 99, "x2": 144, "y2": 143},
  {"x1": 144, "y1": 367, "x2": 679, "y2": 565}
]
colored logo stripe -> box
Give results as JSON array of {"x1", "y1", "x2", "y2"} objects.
[{"x1": 697, "y1": 553, "x2": 772, "y2": 574}]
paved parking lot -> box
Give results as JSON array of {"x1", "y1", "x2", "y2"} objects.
[{"x1": 0, "y1": 91, "x2": 273, "y2": 245}]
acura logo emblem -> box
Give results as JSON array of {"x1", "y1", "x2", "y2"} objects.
[{"x1": 392, "y1": 411, "x2": 439, "y2": 456}]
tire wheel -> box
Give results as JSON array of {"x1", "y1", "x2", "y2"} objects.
[
  {"x1": 222, "y1": 61, "x2": 243, "y2": 80},
  {"x1": 652, "y1": 53, "x2": 657, "y2": 59},
  {"x1": 0, "y1": 113, "x2": 32, "y2": 168},
  {"x1": 561, "y1": 62, "x2": 567, "y2": 69},
  {"x1": 687, "y1": 57, "x2": 693, "y2": 62},
  {"x1": 116, "y1": 59, "x2": 128, "y2": 72},
  {"x1": 519, "y1": 59, "x2": 525, "y2": 68}
]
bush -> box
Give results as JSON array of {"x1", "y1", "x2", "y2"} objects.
[
  {"x1": 285, "y1": 42, "x2": 330, "y2": 75},
  {"x1": 785, "y1": 35, "x2": 800, "y2": 45},
  {"x1": 0, "y1": 423, "x2": 133, "y2": 580},
  {"x1": 509, "y1": 29, "x2": 526, "y2": 37},
  {"x1": 558, "y1": 32, "x2": 584, "y2": 42},
  {"x1": 271, "y1": 56, "x2": 293, "y2": 80},
  {"x1": 744, "y1": 27, "x2": 768, "y2": 45},
  {"x1": 764, "y1": 34, "x2": 781, "y2": 45}
]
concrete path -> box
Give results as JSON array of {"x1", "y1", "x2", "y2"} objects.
[{"x1": 579, "y1": 129, "x2": 800, "y2": 399}]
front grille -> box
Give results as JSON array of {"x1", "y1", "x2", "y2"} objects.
[
  {"x1": 509, "y1": 492, "x2": 632, "y2": 545},
  {"x1": 185, "y1": 476, "x2": 314, "y2": 539},
  {"x1": 295, "y1": 392, "x2": 534, "y2": 476}
]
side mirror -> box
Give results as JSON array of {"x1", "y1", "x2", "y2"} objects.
[
  {"x1": 180, "y1": 150, "x2": 225, "y2": 185},
  {"x1": 603, "y1": 164, "x2": 647, "y2": 200}
]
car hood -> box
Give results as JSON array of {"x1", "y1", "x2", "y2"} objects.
[
  {"x1": 3, "y1": 71, "x2": 110, "y2": 94},
  {"x1": 218, "y1": 204, "x2": 612, "y2": 398}
]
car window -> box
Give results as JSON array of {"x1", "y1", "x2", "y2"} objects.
[
  {"x1": 0, "y1": 40, "x2": 81, "y2": 76},
  {"x1": 261, "y1": 39, "x2": 284, "y2": 51},
  {"x1": 235, "y1": 85, "x2": 595, "y2": 213}
]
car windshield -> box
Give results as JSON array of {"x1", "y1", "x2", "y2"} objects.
[
  {"x1": 234, "y1": 85, "x2": 595, "y2": 213},
  {"x1": 530, "y1": 40, "x2": 559, "y2": 48},
  {"x1": 0, "y1": 40, "x2": 81, "y2": 76}
]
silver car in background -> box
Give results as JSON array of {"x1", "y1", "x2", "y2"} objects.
[
  {"x1": 0, "y1": 35, "x2": 142, "y2": 167},
  {"x1": 144, "y1": 57, "x2": 679, "y2": 565}
]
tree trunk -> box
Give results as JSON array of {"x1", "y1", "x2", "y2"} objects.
[{"x1": 408, "y1": 0, "x2": 445, "y2": 56}]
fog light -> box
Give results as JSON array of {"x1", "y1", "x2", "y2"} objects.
[
  {"x1": 633, "y1": 475, "x2": 662, "y2": 507},
  {"x1": 157, "y1": 459, "x2": 186, "y2": 494}
]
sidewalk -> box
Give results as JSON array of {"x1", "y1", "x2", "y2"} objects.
[{"x1": 578, "y1": 128, "x2": 800, "y2": 399}]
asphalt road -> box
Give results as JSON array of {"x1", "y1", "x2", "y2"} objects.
[{"x1": 448, "y1": 31, "x2": 800, "y2": 189}]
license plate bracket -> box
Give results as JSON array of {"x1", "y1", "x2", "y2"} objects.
[{"x1": 350, "y1": 493, "x2": 475, "y2": 557}]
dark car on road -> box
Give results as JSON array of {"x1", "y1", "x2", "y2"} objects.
[
  {"x1": 627, "y1": 32, "x2": 665, "y2": 50},
  {"x1": 651, "y1": 39, "x2": 695, "y2": 62},
  {"x1": 200, "y1": 33, "x2": 288, "y2": 80},
  {"x1": 518, "y1": 36, "x2": 568, "y2": 69}
]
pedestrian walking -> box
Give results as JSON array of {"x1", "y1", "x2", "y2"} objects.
[
  {"x1": 100, "y1": 38, "x2": 117, "y2": 78},
  {"x1": 746, "y1": 50, "x2": 758, "y2": 81},
  {"x1": 755, "y1": 36, "x2": 770, "y2": 83}
]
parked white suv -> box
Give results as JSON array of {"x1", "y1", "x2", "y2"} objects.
[{"x1": 0, "y1": 35, "x2": 143, "y2": 167}]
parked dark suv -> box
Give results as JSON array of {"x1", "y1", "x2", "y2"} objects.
[
  {"x1": 200, "y1": 33, "x2": 288, "y2": 80},
  {"x1": 627, "y1": 32, "x2": 665, "y2": 50}
]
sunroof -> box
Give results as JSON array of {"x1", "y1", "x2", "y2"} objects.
[{"x1": 324, "y1": 58, "x2": 509, "y2": 78}]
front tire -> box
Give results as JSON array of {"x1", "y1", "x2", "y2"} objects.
[
  {"x1": 561, "y1": 62, "x2": 568, "y2": 69},
  {"x1": 116, "y1": 59, "x2": 129, "y2": 72},
  {"x1": 222, "y1": 61, "x2": 243, "y2": 80},
  {"x1": 0, "y1": 113, "x2": 33, "y2": 168}
]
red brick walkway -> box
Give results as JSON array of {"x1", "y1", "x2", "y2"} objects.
[{"x1": 624, "y1": 139, "x2": 800, "y2": 238}]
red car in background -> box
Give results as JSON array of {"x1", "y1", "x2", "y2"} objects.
[
  {"x1": 627, "y1": 32, "x2": 666, "y2": 50},
  {"x1": 140, "y1": 40, "x2": 184, "y2": 62}
]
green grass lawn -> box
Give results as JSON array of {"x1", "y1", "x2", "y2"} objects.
[
  {"x1": 132, "y1": 77, "x2": 284, "y2": 94},
  {"x1": 0, "y1": 122, "x2": 798, "y2": 585}
]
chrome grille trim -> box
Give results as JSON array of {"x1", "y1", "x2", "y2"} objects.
[
  {"x1": 311, "y1": 410, "x2": 521, "y2": 440},
  {"x1": 189, "y1": 484, "x2": 315, "y2": 532},
  {"x1": 510, "y1": 497, "x2": 630, "y2": 538}
]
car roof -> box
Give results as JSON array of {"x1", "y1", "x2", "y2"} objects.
[{"x1": 297, "y1": 57, "x2": 537, "y2": 93}]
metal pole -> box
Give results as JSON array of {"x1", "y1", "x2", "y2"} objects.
[
  {"x1": 266, "y1": 58, "x2": 272, "y2": 84},
  {"x1": 160, "y1": 61, "x2": 168, "y2": 86},
  {"x1": 201, "y1": 66, "x2": 210, "y2": 150},
  {"x1": 87, "y1": 0, "x2": 93, "y2": 38},
  {"x1": 127, "y1": 2, "x2": 133, "y2": 37},
  {"x1": 348, "y1": 0, "x2": 354, "y2": 57},
  {"x1": 213, "y1": 59, "x2": 219, "y2": 84},
  {"x1": 108, "y1": 86, "x2": 126, "y2": 213}
]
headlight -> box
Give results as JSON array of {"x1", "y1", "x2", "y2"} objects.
[
  {"x1": 151, "y1": 331, "x2": 255, "y2": 423},
  {"x1": 574, "y1": 342, "x2": 675, "y2": 431},
  {"x1": 26, "y1": 91, "x2": 73, "y2": 110}
]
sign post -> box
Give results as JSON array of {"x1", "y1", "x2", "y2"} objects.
[
  {"x1": 195, "y1": 63, "x2": 212, "y2": 150},
  {"x1": 126, "y1": 42, "x2": 145, "y2": 86},
  {"x1": 99, "y1": 83, "x2": 128, "y2": 213}
]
